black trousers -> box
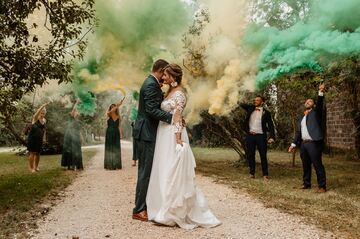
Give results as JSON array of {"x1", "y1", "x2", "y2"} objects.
[
  {"x1": 300, "y1": 141, "x2": 326, "y2": 188},
  {"x1": 133, "y1": 139, "x2": 155, "y2": 214},
  {"x1": 246, "y1": 134, "x2": 268, "y2": 176}
]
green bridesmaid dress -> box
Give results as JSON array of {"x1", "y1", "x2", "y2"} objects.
[
  {"x1": 104, "y1": 118, "x2": 122, "y2": 170},
  {"x1": 61, "y1": 117, "x2": 83, "y2": 170}
]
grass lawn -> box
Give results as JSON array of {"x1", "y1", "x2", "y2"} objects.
[
  {"x1": 193, "y1": 147, "x2": 360, "y2": 238},
  {"x1": 0, "y1": 149, "x2": 97, "y2": 238}
]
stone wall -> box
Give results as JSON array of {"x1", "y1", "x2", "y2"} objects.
[{"x1": 326, "y1": 98, "x2": 357, "y2": 150}]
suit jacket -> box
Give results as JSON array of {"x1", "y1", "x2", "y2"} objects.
[
  {"x1": 293, "y1": 94, "x2": 324, "y2": 146},
  {"x1": 132, "y1": 75, "x2": 172, "y2": 142},
  {"x1": 240, "y1": 104, "x2": 275, "y2": 139}
]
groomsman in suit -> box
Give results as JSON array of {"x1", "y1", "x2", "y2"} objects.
[
  {"x1": 288, "y1": 83, "x2": 327, "y2": 193},
  {"x1": 132, "y1": 59, "x2": 173, "y2": 221},
  {"x1": 241, "y1": 96, "x2": 275, "y2": 181}
]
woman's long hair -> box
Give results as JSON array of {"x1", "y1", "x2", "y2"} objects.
[{"x1": 107, "y1": 104, "x2": 119, "y2": 117}]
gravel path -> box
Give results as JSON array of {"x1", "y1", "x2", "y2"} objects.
[{"x1": 31, "y1": 141, "x2": 333, "y2": 239}]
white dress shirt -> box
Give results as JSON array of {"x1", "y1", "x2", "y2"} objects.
[
  {"x1": 249, "y1": 107, "x2": 263, "y2": 134},
  {"x1": 301, "y1": 115, "x2": 313, "y2": 141}
]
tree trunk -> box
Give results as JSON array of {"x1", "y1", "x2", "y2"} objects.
[
  {"x1": 216, "y1": 121, "x2": 246, "y2": 160},
  {"x1": 201, "y1": 113, "x2": 246, "y2": 161}
]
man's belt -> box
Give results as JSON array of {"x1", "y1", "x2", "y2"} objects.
[{"x1": 302, "y1": 139, "x2": 313, "y2": 143}]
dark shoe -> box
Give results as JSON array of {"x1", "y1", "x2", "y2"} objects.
[
  {"x1": 132, "y1": 210, "x2": 148, "y2": 221},
  {"x1": 299, "y1": 185, "x2": 311, "y2": 189},
  {"x1": 317, "y1": 187, "x2": 327, "y2": 193}
]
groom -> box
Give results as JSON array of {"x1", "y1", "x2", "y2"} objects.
[{"x1": 132, "y1": 59, "x2": 173, "y2": 221}]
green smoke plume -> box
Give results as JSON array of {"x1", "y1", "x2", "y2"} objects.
[
  {"x1": 96, "y1": 0, "x2": 190, "y2": 50},
  {"x1": 244, "y1": 0, "x2": 360, "y2": 89},
  {"x1": 72, "y1": 58, "x2": 101, "y2": 116},
  {"x1": 70, "y1": 0, "x2": 191, "y2": 115}
]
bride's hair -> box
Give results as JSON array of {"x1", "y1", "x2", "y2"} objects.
[{"x1": 164, "y1": 64, "x2": 183, "y2": 85}]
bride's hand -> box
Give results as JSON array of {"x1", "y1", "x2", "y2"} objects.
[{"x1": 176, "y1": 138, "x2": 183, "y2": 146}]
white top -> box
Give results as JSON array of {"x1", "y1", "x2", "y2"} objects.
[
  {"x1": 301, "y1": 115, "x2": 313, "y2": 141},
  {"x1": 249, "y1": 107, "x2": 263, "y2": 134}
]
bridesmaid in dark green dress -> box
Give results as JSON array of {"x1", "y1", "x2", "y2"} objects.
[
  {"x1": 104, "y1": 101, "x2": 123, "y2": 170},
  {"x1": 62, "y1": 100, "x2": 83, "y2": 170},
  {"x1": 27, "y1": 102, "x2": 49, "y2": 173}
]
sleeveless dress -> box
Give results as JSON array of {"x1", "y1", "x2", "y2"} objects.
[
  {"x1": 146, "y1": 91, "x2": 221, "y2": 229},
  {"x1": 61, "y1": 118, "x2": 83, "y2": 169},
  {"x1": 104, "y1": 118, "x2": 122, "y2": 170},
  {"x1": 27, "y1": 120, "x2": 45, "y2": 153}
]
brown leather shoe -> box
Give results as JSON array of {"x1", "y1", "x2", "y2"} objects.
[
  {"x1": 317, "y1": 187, "x2": 327, "y2": 193},
  {"x1": 132, "y1": 210, "x2": 148, "y2": 221}
]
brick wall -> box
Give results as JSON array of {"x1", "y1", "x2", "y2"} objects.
[{"x1": 326, "y1": 99, "x2": 356, "y2": 150}]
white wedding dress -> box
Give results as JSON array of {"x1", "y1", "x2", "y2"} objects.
[{"x1": 146, "y1": 90, "x2": 221, "y2": 229}]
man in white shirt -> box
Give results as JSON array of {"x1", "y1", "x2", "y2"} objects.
[
  {"x1": 241, "y1": 96, "x2": 275, "y2": 181},
  {"x1": 288, "y1": 84, "x2": 327, "y2": 193}
]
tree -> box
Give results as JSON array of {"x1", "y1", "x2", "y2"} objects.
[
  {"x1": 200, "y1": 108, "x2": 247, "y2": 161},
  {"x1": 250, "y1": 0, "x2": 310, "y2": 29},
  {"x1": 0, "y1": 0, "x2": 96, "y2": 145}
]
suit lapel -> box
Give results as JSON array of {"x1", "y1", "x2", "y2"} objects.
[{"x1": 149, "y1": 74, "x2": 161, "y2": 88}]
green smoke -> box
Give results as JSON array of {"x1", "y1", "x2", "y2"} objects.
[
  {"x1": 132, "y1": 90, "x2": 139, "y2": 101},
  {"x1": 72, "y1": 58, "x2": 100, "y2": 116},
  {"x1": 130, "y1": 107, "x2": 138, "y2": 121},
  {"x1": 244, "y1": 0, "x2": 360, "y2": 89},
  {"x1": 70, "y1": 0, "x2": 191, "y2": 116},
  {"x1": 95, "y1": 0, "x2": 191, "y2": 63}
]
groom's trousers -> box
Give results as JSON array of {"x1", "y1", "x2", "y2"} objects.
[{"x1": 133, "y1": 139, "x2": 155, "y2": 214}]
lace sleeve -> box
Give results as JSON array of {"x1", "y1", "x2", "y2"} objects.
[{"x1": 173, "y1": 91, "x2": 186, "y2": 133}]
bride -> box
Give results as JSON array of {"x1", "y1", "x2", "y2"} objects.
[{"x1": 146, "y1": 63, "x2": 221, "y2": 229}]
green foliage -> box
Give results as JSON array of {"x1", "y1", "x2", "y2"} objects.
[
  {"x1": 250, "y1": 0, "x2": 310, "y2": 29},
  {"x1": 182, "y1": 8, "x2": 210, "y2": 77},
  {"x1": 0, "y1": 0, "x2": 96, "y2": 145}
]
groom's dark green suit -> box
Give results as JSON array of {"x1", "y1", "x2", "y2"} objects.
[{"x1": 132, "y1": 74, "x2": 172, "y2": 214}]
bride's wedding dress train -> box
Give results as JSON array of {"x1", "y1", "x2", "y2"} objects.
[{"x1": 146, "y1": 91, "x2": 221, "y2": 229}]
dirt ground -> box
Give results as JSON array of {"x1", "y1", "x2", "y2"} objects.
[{"x1": 31, "y1": 141, "x2": 333, "y2": 239}]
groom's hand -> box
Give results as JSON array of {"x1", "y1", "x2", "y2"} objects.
[{"x1": 182, "y1": 118, "x2": 186, "y2": 127}]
